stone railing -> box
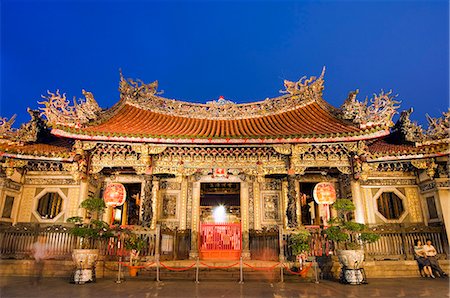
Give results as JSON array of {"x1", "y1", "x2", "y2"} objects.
[
  {"x1": 365, "y1": 224, "x2": 449, "y2": 260},
  {"x1": 0, "y1": 224, "x2": 188, "y2": 261}
]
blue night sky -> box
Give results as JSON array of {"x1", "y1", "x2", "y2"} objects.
[{"x1": 1, "y1": 0, "x2": 449, "y2": 127}]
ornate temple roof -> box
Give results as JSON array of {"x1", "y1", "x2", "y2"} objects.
[
  {"x1": 44, "y1": 70, "x2": 399, "y2": 144},
  {"x1": 0, "y1": 139, "x2": 73, "y2": 160}
]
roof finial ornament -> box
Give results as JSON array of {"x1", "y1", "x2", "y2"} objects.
[
  {"x1": 280, "y1": 69, "x2": 325, "y2": 96},
  {"x1": 425, "y1": 109, "x2": 450, "y2": 140},
  {"x1": 38, "y1": 89, "x2": 101, "y2": 128},
  {"x1": 119, "y1": 71, "x2": 162, "y2": 100},
  {"x1": 340, "y1": 89, "x2": 400, "y2": 129}
]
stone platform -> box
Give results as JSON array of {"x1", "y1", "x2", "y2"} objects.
[
  {"x1": 1, "y1": 276, "x2": 449, "y2": 298},
  {"x1": 1, "y1": 258, "x2": 448, "y2": 281}
]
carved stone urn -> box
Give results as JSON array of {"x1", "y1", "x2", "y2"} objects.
[
  {"x1": 336, "y1": 250, "x2": 365, "y2": 284},
  {"x1": 336, "y1": 249, "x2": 365, "y2": 269},
  {"x1": 72, "y1": 249, "x2": 99, "y2": 268},
  {"x1": 71, "y1": 249, "x2": 99, "y2": 284}
]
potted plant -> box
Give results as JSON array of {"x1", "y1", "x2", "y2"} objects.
[
  {"x1": 288, "y1": 228, "x2": 311, "y2": 276},
  {"x1": 67, "y1": 197, "x2": 112, "y2": 283},
  {"x1": 123, "y1": 233, "x2": 147, "y2": 277},
  {"x1": 324, "y1": 199, "x2": 379, "y2": 284}
]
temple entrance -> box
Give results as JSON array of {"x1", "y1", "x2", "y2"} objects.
[{"x1": 199, "y1": 182, "x2": 241, "y2": 260}]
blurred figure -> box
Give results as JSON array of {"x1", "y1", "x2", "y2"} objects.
[{"x1": 30, "y1": 236, "x2": 48, "y2": 285}]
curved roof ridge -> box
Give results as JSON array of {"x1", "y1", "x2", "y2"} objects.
[{"x1": 119, "y1": 70, "x2": 326, "y2": 120}]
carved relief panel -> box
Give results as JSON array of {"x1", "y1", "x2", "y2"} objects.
[
  {"x1": 260, "y1": 191, "x2": 282, "y2": 225},
  {"x1": 158, "y1": 179, "x2": 180, "y2": 223}
]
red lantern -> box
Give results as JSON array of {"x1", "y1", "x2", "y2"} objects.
[
  {"x1": 103, "y1": 183, "x2": 127, "y2": 207},
  {"x1": 313, "y1": 182, "x2": 336, "y2": 205}
]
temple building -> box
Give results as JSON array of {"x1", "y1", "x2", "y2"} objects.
[{"x1": 0, "y1": 70, "x2": 449, "y2": 261}]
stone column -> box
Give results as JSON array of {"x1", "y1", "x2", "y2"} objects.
[
  {"x1": 436, "y1": 186, "x2": 450, "y2": 245},
  {"x1": 141, "y1": 175, "x2": 153, "y2": 228},
  {"x1": 179, "y1": 175, "x2": 188, "y2": 230},
  {"x1": 286, "y1": 176, "x2": 298, "y2": 228},
  {"x1": 189, "y1": 181, "x2": 200, "y2": 259},
  {"x1": 253, "y1": 177, "x2": 262, "y2": 230},
  {"x1": 350, "y1": 179, "x2": 365, "y2": 223},
  {"x1": 150, "y1": 177, "x2": 159, "y2": 230},
  {"x1": 78, "y1": 179, "x2": 89, "y2": 217},
  {"x1": 240, "y1": 181, "x2": 250, "y2": 259}
]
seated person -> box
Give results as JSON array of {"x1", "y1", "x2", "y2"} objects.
[
  {"x1": 413, "y1": 239, "x2": 434, "y2": 278},
  {"x1": 423, "y1": 239, "x2": 448, "y2": 278}
]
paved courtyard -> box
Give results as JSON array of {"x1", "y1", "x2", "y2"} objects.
[{"x1": 0, "y1": 276, "x2": 449, "y2": 298}]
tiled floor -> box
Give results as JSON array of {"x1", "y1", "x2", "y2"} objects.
[{"x1": 0, "y1": 276, "x2": 449, "y2": 298}]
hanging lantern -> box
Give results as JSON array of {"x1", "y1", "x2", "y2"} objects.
[
  {"x1": 313, "y1": 182, "x2": 336, "y2": 205},
  {"x1": 103, "y1": 183, "x2": 127, "y2": 207}
]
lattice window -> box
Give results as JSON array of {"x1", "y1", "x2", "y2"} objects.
[
  {"x1": 36, "y1": 192, "x2": 63, "y2": 219},
  {"x1": 376, "y1": 192, "x2": 404, "y2": 220}
]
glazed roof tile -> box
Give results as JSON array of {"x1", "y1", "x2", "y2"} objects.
[
  {"x1": 52, "y1": 100, "x2": 388, "y2": 143},
  {"x1": 0, "y1": 138, "x2": 73, "y2": 159}
]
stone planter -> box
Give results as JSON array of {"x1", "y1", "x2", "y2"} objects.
[
  {"x1": 336, "y1": 250, "x2": 366, "y2": 285},
  {"x1": 71, "y1": 249, "x2": 99, "y2": 284},
  {"x1": 336, "y1": 250, "x2": 364, "y2": 269},
  {"x1": 72, "y1": 249, "x2": 99, "y2": 269}
]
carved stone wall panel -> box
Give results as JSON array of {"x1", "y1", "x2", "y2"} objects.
[
  {"x1": 159, "y1": 181, "x2": 181, "y2": 190},
  {"x1": 405, "y1": 187, "x2": 423, "y2": 223},
  {"x1": 161, "y1": 192, "x2": 178, "y2": 219},
  {"x1": 261, "y1": 180, "x2": 282, "y2": 191},
  {"x1": 67, "y1": 187, "x2": 80, "y2": 218},
  {"x1": 17, "y1": 187, "x2": 35, "y2": 222},
  {"x1": 361, "y1": 178, "x2": 417, "y2": 186},
  {"x1": 248, "y1": 182, "x2": 254, "y2": 230},
  {"x1": 261, "y1": 192, "x2": 281, "y2": 222},
  {"x1": 24, "y1": 177, "x2": 77, "y2": 185},
  {"x1": 0, "y1": 179, "x2": 21, "y2": 191}
]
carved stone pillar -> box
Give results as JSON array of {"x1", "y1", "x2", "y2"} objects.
[
  {"x1": 141, "y1": 175, "x2": 153, "y2": 228},
  {"x1": 151, "y1": 177, "x2": 159, "y2": 230},
  {"x1": 78, "y1": 179, "x2": 89, "y2": 217},
  {"x1": 240, "y1": 181, "x2": 250, "y2": 260},
  {"x1": 286, "y1": 176, "x2": 298, "y2": 228},
  {"x1": 436, "y1": 183, "x2": 450, "y2": 246},
  {"x1": 189, "y1": 181, "x2": 201, "y2": 259},
  {"x1": 179, "y1": 175, "x2": 188, "y2": 230},
  {"x1": 253, "y1": 176, "x2": 262, "y2": 230},
  {"x1": 350, "y1": 179, "x2": 365, "y2": 223}
]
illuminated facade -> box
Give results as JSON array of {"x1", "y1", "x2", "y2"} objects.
[{"x1": 1, "y1": 70, "x2": 448, "y2": 260}]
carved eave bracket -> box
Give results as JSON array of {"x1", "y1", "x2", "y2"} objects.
[
  {"x1": 88, "y1": 143, "x2": 167, "y2": 175},
  {"x1": 289, "y1": 143, "x2": 353, "y2": 175},
  {"x1": 273, "y1": 144, "x2": 292, "y2": 155},
  {"x1": 411, "y1": 158, "x2": 437, "y2": 179},
  {"x1": 38, "y1": 89, "x2": 101, "y2": 128},
  {"x1": 340, "y1": 89, "x2": 400, "y2": 129},
  {"x1": 2, "y1": 158, "x2": 28, "y2": 178}
]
